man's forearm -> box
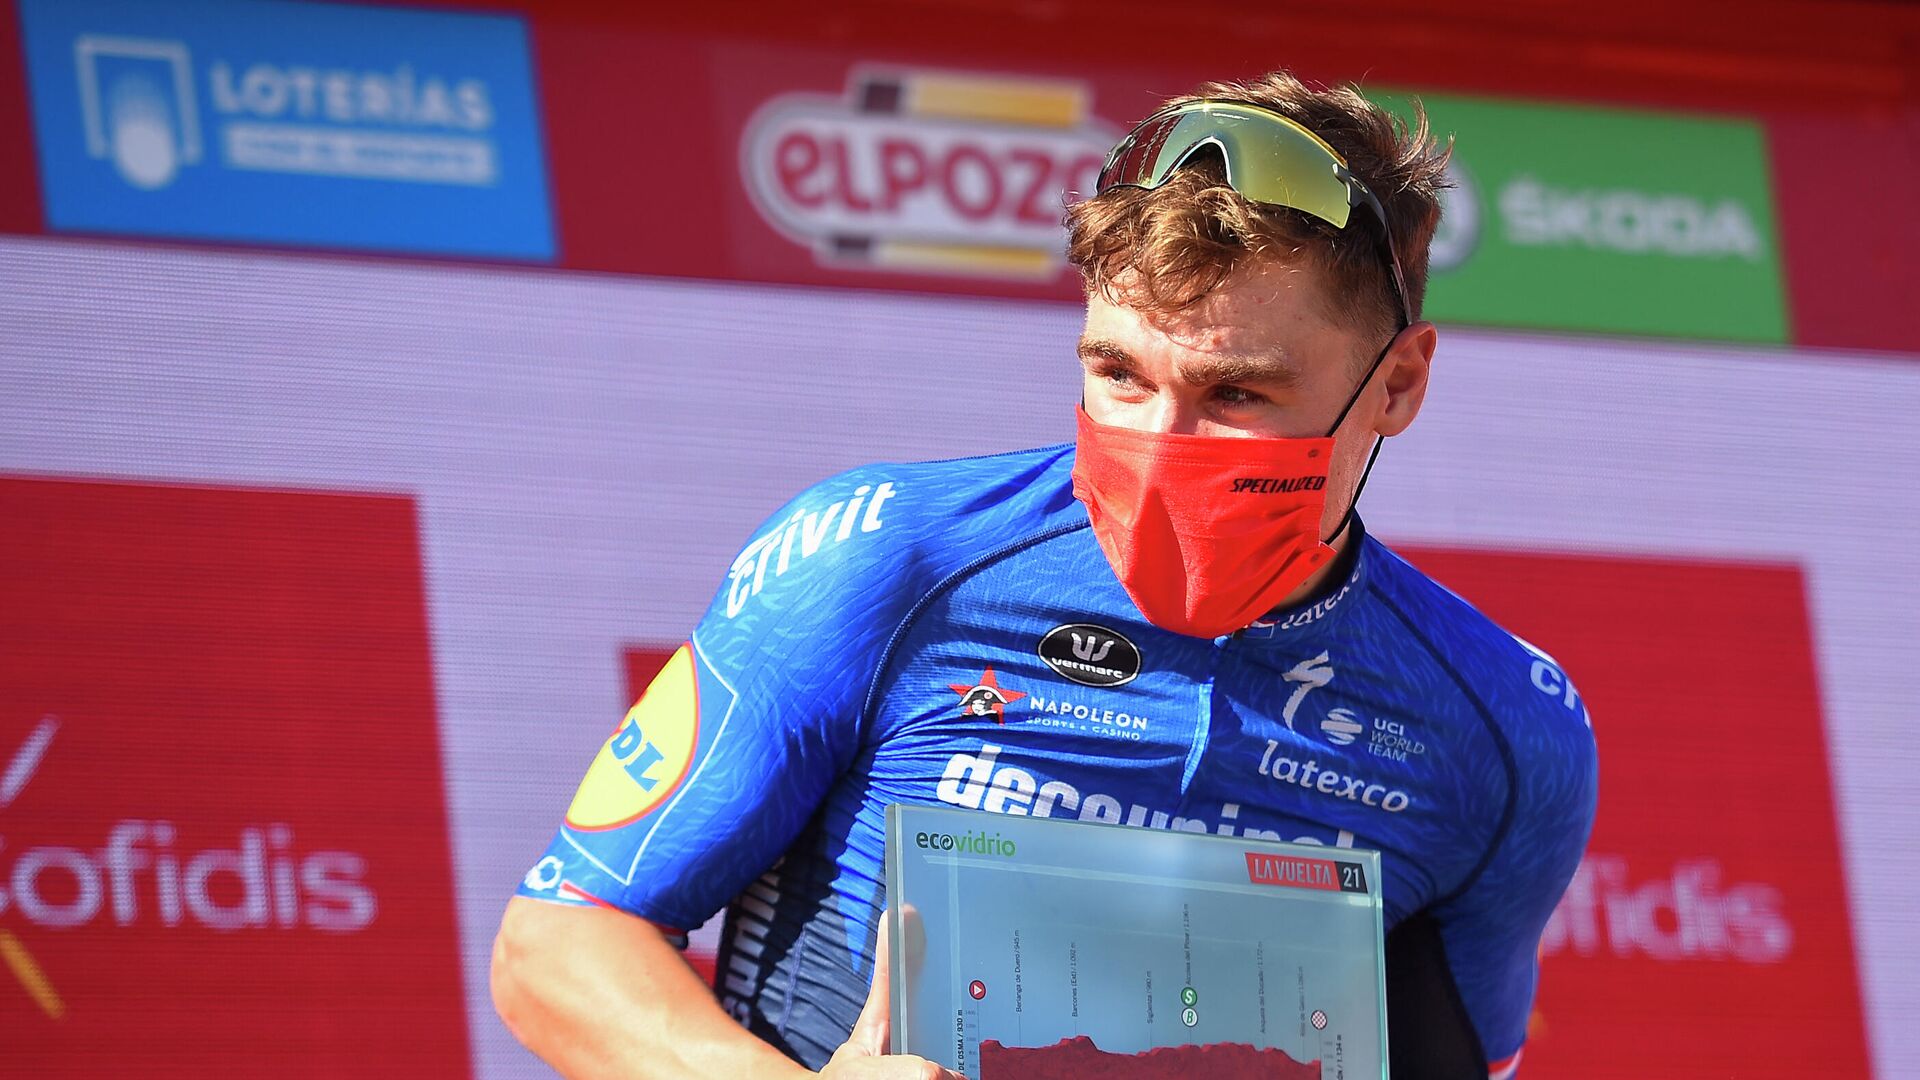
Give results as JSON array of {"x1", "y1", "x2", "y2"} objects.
[{"x1": 492, "y1": 895, "x2": 813, "y2": 1080}]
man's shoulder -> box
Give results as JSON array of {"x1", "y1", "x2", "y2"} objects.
[
  {"x1": 707, "y1": 442, "x2": 1082, "y2": 636},
  {"x1": 1361, "y1": 540, "x2": 1598, "y2": 876},
  {"x1": 1362, "y1": 539, "x2": 1596, "y2": 753}
]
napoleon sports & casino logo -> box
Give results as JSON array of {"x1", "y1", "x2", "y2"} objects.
[{"x1": 740, "y1": 67, "x2": 1119, "y2": 280}]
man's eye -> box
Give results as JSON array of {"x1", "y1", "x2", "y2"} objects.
[
  {"x1": 1105, "y1": 369, "x2": 1139, "y2": 387},
  {"x1": 1215, "y1": 385, "x2": 1264, "y2": 406}
]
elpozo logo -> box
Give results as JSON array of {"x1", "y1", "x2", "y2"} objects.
[{"x1": 740, "y1": 66, "x2": 1120, "y2": 280}]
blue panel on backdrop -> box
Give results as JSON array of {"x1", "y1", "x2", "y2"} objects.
[{"x1": 16, "y1": 0, "x2": 555, "y2": 260}]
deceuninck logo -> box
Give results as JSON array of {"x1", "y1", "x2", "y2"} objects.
[{"x1": 740, "y1": 66, "x2": 1120, "y2": 279}]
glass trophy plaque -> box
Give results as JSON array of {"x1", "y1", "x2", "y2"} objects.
[{"x1": 886, "y1": 804, "x2": 1388, "y2": 1080}]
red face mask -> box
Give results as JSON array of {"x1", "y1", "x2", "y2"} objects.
[{"x1": 1071, "y1": 406, "x2": 1344, "y2": 638}]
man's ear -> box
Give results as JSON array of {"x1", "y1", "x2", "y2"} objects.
[{"x1": 1376, "y1": 321, "x2": 1436, "y2": 438}]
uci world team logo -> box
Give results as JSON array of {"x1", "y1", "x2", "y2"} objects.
[{"x1": 16, "y1": 0, "x2": 553, "y2": 259}]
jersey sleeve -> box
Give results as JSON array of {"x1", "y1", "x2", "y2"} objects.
[
  {"x1": 513, "y1": 468, "x2": 910, "y2": 932},
  {"x1": 1432, "y1": 649, "x2": 1598, "y2": 1077}
]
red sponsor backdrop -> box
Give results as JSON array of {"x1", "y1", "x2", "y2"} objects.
[
  {"x1": 1400, "y1": 546, "x2": 1869, "y2": 1078},
  {"x1": 0, "y1": 476, "x2": 470, "y2": 1075},
  {"x1": 0, "y1": 0, "x2": 1916, "y2": 350}
]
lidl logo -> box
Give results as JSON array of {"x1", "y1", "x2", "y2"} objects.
[
  {"x1": 740, "y1": 66, "x2": 1119, "y2": 280},
  {"x1": 566, "y1": 644, "x2": 702, "y2": 831}
]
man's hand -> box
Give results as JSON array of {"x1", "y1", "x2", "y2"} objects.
[{"x1": 820, "y1": 912, "x2": 964, "y2": 1080}]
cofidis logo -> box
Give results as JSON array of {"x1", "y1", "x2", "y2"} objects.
[
  {"x1": 16, "y1": 0, "x2": 553, "y2": 260},
  {"x1": 740, "y1": 66, "x2": 1118, "y2": 280},
  {"x1": 0, "y1": 476, "x2": 469, "y2": 1073}
]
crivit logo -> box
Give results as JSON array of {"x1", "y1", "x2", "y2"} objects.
[
  {"x1": 0, "y1": 718, "x2": 375, "y2": 1018},
  {"x1": 937, "y1": 743, "x2": 1356, "y2": 848},
  {"x1": 740, "y1": 67, "x2": 1118, "y2": 279},
  {"x1": 1037, "y1": 622, "x2": 1141, "y2": 687},
  {"x1": 726, "y1": 481, "x2": 896, "y2": 618},
  {"x1": 1543, "y1": 854, "x2": 1792, "y2": 964}
]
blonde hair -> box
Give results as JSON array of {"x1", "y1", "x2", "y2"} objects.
[{"x1": 1066, "y1": 71, "x2": 1452, "y2": 345}]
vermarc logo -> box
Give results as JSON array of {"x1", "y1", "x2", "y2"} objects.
[{"x1": 1037, "y1": 623, "x2": 1141, "y2": 687}]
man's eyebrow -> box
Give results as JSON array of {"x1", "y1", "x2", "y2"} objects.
[
  {"x1": 1076, "y1": 338, "x2": 1132, "y2": 368},
  {"x1": 1176, "y1": 353, "x2": 1300, "y2": 388},
  {"x1": 1076, "y1": 337, "x2": 1299, "y2": 387}
]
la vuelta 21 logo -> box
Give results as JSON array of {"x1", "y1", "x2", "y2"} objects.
[
  {"x1": 0, "y1": 716, "x2": 377, "y2": 1019},
  {"x1": 740, "y1": 66, "x2": 1119, "y2": 279}
]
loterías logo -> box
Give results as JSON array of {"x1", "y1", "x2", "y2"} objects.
[{"x1": 740, "y1": 66, "x2": 1119, "y2": 280}]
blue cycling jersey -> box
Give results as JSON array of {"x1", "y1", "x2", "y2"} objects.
[{"x1": 516, "y1": 443, "x2": 1598, "y2": 1074}]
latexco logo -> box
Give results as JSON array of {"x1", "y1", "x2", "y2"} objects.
[
  {"x1": 0, "y1": 717, "x2": 377, "y2": 1019},
  {"x1": 740, "y1": 67, "x2": 1118, "y2": 279}
]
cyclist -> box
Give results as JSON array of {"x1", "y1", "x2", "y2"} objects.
[{"x1": 493, "y1": 70, "x2": 1598, "y2": 1080}]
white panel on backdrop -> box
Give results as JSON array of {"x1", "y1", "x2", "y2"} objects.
[{"x1": 2, "y1": 235, "x2": 1916, "y2": 1078}]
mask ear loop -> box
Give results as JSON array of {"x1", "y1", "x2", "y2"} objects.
[{"x1": 1322, "y1": 329, "x2": 1401, "y2": 546}]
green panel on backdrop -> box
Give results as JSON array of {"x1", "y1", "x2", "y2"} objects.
[{"x1": 1376, "y1": 92, "x2": 1788, "y2": 343}]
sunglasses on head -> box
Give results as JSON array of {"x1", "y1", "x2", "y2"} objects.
[{"x1": 1096, "y1": 99, "x2": 1414, "y2": 329}]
